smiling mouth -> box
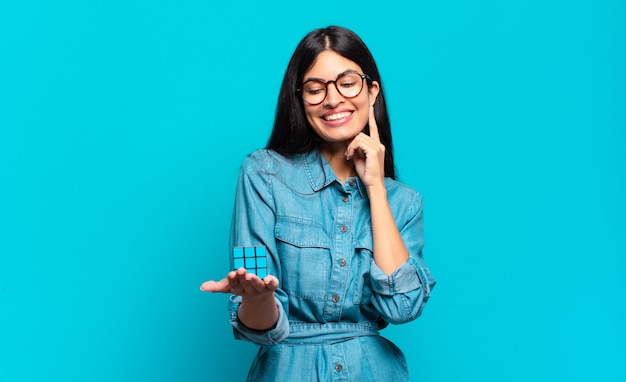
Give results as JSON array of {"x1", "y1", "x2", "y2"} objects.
[{"x1": 322, "y1": 111, "x2": 352, "y2": 121}]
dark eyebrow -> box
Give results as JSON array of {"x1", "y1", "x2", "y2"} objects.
[{"x1": 303, "y1": 69, "x2": 360, "y2": 83}]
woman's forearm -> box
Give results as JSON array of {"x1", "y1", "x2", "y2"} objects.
[
  {"x1": 367, "y1": 184, "x2": 409, "y2": 274},
  {"x1": 238, "y1": 293, "x2": 279, "y2": 331}
]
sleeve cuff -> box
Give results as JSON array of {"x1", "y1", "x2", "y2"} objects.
[
  {"x1": 228, "y1": 295, "x2": 289, "y2": 345},
  {"x1": 369, "y1": 257, "x2": 431, "y2": 296}
]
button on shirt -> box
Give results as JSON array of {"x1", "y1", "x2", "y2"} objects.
[{"x1": 227, "y1": 149, "x2": 435, "y2": 381}]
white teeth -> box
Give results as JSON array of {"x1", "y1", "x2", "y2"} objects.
[{"x1": 324, "y1": 112, "x2": 351, "y2": 121}]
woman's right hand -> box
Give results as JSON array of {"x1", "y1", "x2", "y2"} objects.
[
  {"x1": 200, "y1": 268, "x2": 279, "y2": 299},
  {"x1": 201, "y1": 268, "x2": 280, "y2": 330}
]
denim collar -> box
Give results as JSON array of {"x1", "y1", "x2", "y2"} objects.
[{"x1": 299, "y1": 149, "x2": 368, "y2": 199}]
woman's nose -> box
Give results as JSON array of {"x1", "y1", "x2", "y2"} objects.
[{"x1": 323, "y1": 82, "x2": 343, "y2": 107}]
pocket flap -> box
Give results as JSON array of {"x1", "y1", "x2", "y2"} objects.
[
  {"x1": 275, "y1": 216, "x2": 331, "y2": 249},
  {"x1": 355, "y1": 225, "x2": 373, "y2": 251}
]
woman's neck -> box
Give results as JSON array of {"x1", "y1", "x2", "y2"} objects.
[{"x1": 320, "y1": 143, "x2": 356, "y2": 183}]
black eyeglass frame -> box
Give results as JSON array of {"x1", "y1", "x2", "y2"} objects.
[{"x1": 297, "y1": 70, "x2": 372, "y2": 105}]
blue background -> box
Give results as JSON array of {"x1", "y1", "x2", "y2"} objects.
[{"x1": 1, "y1": 0, "x2": 624, "y2": 381}]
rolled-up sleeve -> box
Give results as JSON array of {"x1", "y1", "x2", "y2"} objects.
[
  {"x1": 228, "y1": 295, "x2": 289, "y2": 345},
  {"x1": 369, "y1": 193, "x2": 436, "y2": 324}
]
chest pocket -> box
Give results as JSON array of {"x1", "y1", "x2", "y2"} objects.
[
  {"x1": 353, "y1": 226, "x2": 374, "y2": 305},
  {"x1": 275, "y1": 216, "x2": 331, "y2": 301}
]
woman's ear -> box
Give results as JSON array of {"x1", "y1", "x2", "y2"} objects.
[{"x1": 368, "y1": 80, "x2": 380, "y2": 106}]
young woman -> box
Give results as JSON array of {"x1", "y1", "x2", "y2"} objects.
[{"x1": 201, "y1": 26, "x2": 435, "y2": 381}]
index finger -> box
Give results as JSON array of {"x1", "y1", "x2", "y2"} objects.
[
  {"x1": 263, "y1": 275, "x2": 280, "y2": 291},
  {"x1": 368, "y1": 106, "x2": 380, "y2": 142}
]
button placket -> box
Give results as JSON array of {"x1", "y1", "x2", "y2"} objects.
[
  {"x1": 331, "y1": 342, "x2": 347, "y2": 380},
  {"x1": 323, "y1": 184, "x2": 352, "y2": 321}
]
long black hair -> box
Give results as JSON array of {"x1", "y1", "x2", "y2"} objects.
[{"x1": 266, "y1": 26, "x2": 396, "y2": 179}]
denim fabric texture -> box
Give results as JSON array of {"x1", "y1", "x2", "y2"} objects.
[{"x1": 228, "y1": 149, "x2": 435, "y2": 381}]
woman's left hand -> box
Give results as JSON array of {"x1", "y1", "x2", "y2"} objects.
[{"x1": 345, "y1": 106, "x2": 386, "y2": 188}]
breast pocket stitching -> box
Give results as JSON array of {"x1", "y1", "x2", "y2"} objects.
[{"x1": 275, "y1": 216, "x2": 331, "y2": 301}]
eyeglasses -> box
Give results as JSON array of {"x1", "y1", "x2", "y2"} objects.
[{"x1": 298, "y1": 71, "x2": 371, "y2": 105}]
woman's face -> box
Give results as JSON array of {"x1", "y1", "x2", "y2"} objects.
[{"x1": 302, "y1": 50, "x2": 379, "y2": 148}]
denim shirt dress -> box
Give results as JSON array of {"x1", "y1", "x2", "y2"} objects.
[{"x1": 228, "y1": 149, "x2": 435, "y2": 382}]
